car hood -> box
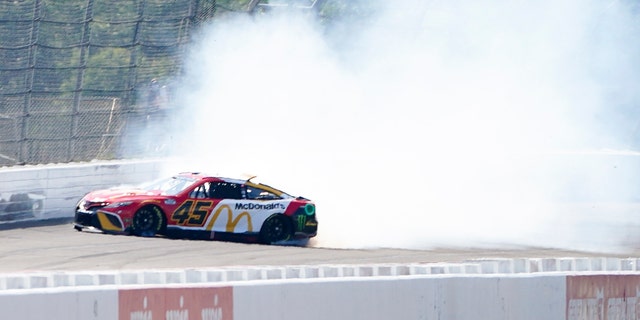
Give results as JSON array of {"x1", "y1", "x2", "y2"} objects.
[{"x1": 84, "y1": 188, "x2": 162, "y2": 202}]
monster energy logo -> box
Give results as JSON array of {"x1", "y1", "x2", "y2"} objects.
[{"x1": 297, "y1": 215, "x2": 306, "y2": 230}]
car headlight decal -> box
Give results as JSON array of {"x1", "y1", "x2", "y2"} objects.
[
  {"x1": 304, "y1": 203, "x2": 315, "y2": 216},
  {"x1": 106, "y1": 201, "x2": 133, "y2": 208}
]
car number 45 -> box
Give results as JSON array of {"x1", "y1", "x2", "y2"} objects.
[{"x1": 171, "y1": 200, "x2": 213, "y2": 226}]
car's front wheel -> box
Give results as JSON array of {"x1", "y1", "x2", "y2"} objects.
[
  {"x1": 132, "y1": 206, "x2": 164, "y2": 237},
  {"x1": 259, "y1": 214, "x2": 292, "y2": 244}
]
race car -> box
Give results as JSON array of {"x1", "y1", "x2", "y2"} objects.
[{"x1": 73, "y1": 172, "x2": 317, "y2": 244}]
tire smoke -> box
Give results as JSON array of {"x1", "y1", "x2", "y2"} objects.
[{"x1": 163, "y1": 0, "x2": 640, "y2": 252}]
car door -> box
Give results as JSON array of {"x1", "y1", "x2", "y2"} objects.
[
  {"x1": 168, "y1": 181, "x2": 216, "y2": 228},
  {"x1": 204, "y1": 182, "x2": 256, "y2": 233}
]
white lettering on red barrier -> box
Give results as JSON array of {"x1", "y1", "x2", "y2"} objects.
[
  {"x1": 567, "y1": 275, "x2": 640, "y2": 320},
  {"x1": 166, "y1": 296, "x2": 189, "y2": 320},
  {"x1": 119, "y1": 287, "x2": 233, "y2": 320},
  {"x1": 129, "y1": 296, "x2": 153, "y2": 320},
  {"x1": 201, "y1": 295, "x2": 224, "y2": 320}
]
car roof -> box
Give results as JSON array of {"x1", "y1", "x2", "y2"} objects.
[
  {"x1": 175, "y1": 172, "x2": 291, "y2": 197},
  {"x1": 176, "y1": 172, "x2": 248, "y2": 184}
]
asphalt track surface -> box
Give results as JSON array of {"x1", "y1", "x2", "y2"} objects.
[{"x1": 0, "y1": 219, "x2": 638, "y2": 273}]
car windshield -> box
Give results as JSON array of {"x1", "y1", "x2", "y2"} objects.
[{"x1": 139, "y1": 176, "x2": 197, "y2": 196}]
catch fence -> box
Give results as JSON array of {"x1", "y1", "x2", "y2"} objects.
[{"x1": 0, "y1": 0, "x2": 330, "y2": 166}]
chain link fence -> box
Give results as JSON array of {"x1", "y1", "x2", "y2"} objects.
[
  {"x1": 0, "y1": 95, "x2": 127, "y2": 164},
  {"x1": 0, "y1": 0, "x2": 209, "y2": 166},
  {"x1": 0, "y1": 0, "x2": 336, "y2": 166}
]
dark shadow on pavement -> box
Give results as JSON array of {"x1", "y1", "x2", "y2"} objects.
[{"x1": 0, "y1": 217, "x2": 73, "y2": 231}]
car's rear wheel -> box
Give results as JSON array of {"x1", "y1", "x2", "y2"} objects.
[
  {"x1": 132, "y1": 206, "x2": 164, "y2": 237},
  {"x1": 259, "y1": 214, "x2": 292, "y2": 244}
]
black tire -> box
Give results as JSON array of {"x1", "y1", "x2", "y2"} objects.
[
  {"x1": 131, "y1": 206, "x2": 164, "y2": 237},
  {"x1": 259, "y1": 214, "x2": 292, "y2": 244}
]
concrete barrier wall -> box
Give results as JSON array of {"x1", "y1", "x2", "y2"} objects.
[
  {"x1": 3, "y1": 258, "x2": 640, "y2": 291},
  {"x1": 3, "y1": 273, "x2": 640, "y2": 320},
  {"x1": 0, "y1": 275, "x2": 555, "y2": 320},
  {"x1": 5, "y1": 273, "x2": 639, "y2": 320},
  {"x1": 0, "y1": 287, "x2": 118, "y2": 320},
  {"x1": 233, "y1": 275, "x2": 567, "y2": 320},
  {"x1": 0, "y1": 159, "x2": 163, "y2": 221}
]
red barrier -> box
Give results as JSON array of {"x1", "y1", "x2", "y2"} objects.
[
  {"x1": 119, "y1": 286, "x2": 233, "y2": 320},
  {"x1": 567, "y1": 275, "x2": 640, "y2": 320}
]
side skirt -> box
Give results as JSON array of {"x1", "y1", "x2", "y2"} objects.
[{"x1": 164, "y1": 226, "x2": 261, "y2": 243}]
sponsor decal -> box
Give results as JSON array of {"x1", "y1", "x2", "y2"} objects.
[
  {"x1": 206, "y1": 204, "x2": 253, "y2": 232},
  {"x1": 96, "y1": 211, "x2": 123, "y2": 232},
  {"x1": 567, "y1": 275, "x2": 640, "y2": 320},
  {"x1": 234, "y1": 202, "x2": 285, "y2": 211},
  {"x1": 296, "y1": 215, "x2": 306, "y2": 231},
  {"x1": 119, "y1": 286, "x2": 233, "y2": 320},
  {"x1": 171, "y1": 200, "x2": 285, "y2": 232}
]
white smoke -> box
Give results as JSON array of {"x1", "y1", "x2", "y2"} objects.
[{"x1": 161, "y1": 0, "x2": 640, "y2": 252}]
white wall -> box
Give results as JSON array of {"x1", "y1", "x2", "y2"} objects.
[
  {"x1": 0, "y1": 287, "x2": 118, "y2": 320},
  {"x1": 232, "y1": 275, "x2": 567, "y2": 320},
  {"x1": 7, "y1": 272, "x2": 640, "y2": 320},
  {"x1": 0, "y1": 159, "x2": 163, "y2": 220},
  {"x1": 0, "y1": 274, "x2": 571, "y2": 320}
]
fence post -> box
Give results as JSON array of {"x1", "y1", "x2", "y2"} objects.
[
  {"x1": 69, "y1": 0, "x2": 95, "y2": 162},
  {"x1": 19, "y1": 0, "x2": 42, "y2": 165}
]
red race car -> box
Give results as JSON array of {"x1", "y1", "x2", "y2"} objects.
[{"x1": 73, "y1": 172, "x2": 317, "y2": 244}]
